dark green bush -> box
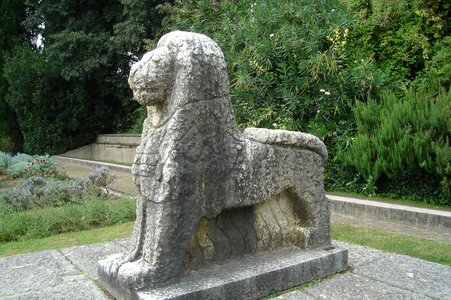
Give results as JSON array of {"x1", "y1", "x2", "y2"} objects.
[
  {"x1": 343, "y1": 0, "x2": 450, "y2": 81},
  {"x1": 3, "y1": 46, "x2": 113, "y2": 154},
  {"x1": 340, "y1": 32, "x2": 451, "y2": 204},
  {"x1": 341, "y1": 86, "x2": 450, "y2": 204}
]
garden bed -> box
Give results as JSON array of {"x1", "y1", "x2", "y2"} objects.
[{"x1": 0, "y1": 151, "x2": 136, "y2": 243}]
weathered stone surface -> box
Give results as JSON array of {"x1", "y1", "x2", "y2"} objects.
[
  {"x1": 354, "y1": 253, "x2": 451, "y2": 299},
  {"x1": 302, "y1": 272, "x2": 426, "y2": 300},
  {"x1": 61, "y1": 240, "x2": 128, "y2": 279},
  {"x1": 98, "y1": 30, "x2": 343, "y2": 298},
  {"x1": 333, "y1": 241, "x2": 389, "y2": 267},
  {"x1": 1, "y1": 239, "x2": 449, "y2": 299},
  {"x1": 0, "y1": 250, "x2": 108, "y2": 300},
  {"x1": 102, "y1": 247, "x2": 348, "y2": 300},
  {"x1": 272, "y1": 290, "x2": 316, "y2": 300}
]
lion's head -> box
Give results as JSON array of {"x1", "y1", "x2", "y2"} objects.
[{"x1": 129, "y1": 31, "x2": 230, "y2": 108}]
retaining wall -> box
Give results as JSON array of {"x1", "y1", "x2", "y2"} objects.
[{"x1": 60, "y1": 134, "x2": 141, "y2": 164}]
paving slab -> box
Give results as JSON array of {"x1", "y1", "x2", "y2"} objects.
[
  {"x1": 0, "y1": 250, "x2": 108, "y2": 300},
  {"x1": 272, "y1": 290, "x2": 316, "y2": 299},
  {"x1": 301, "y1": 272, "x2": 425, "y2": 300},
  {"x1": 1, "y1": 240, "x2": 449, "y2": 299},
  {"x1": 332, "y1": 241, "x2": 389, "y2": 267},
  {"x1": 61, "y1": 240, "x2": 128, "y2": 280},
  {"x1": 354, "y1": 253, "x2": 451, "y2": 299}
]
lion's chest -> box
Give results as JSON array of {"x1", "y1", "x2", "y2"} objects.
[{"x1": 132, "y1": 127, "x2": 167, "y2": 179}]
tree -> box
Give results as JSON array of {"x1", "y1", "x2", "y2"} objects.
[
  {"x1": 4, "y1": 0, "x2": 168, "y2": 154},
  {"x1": 0, "y1": 0, "x2": 27, "y2": 153}
]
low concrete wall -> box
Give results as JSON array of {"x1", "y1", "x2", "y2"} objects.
[
  {"x1": 329, "y1": 194, "x2": 451, "y2": 230},
  {"x1": 60, "y1": 134, "x2": 141, "y2": 164}
]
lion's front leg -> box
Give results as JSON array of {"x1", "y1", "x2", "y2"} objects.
[{"x1": 116, "y1": 199, "x2": 203, "y2": 289}]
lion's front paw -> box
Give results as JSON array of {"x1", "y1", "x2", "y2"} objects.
[
  {"x1": 98, "y1": 253, "x2": 129, "y2": 279},
  {"x1": 117, "y1": 260, "x2": 177, "y2": 290}
]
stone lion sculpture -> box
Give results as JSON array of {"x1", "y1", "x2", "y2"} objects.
[{"x1": 99, "y1": 31, "x2": 331, "y2": 294}]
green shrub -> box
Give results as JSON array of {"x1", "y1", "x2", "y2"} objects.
[
  {"x1": 5, "y1": 154, "x2": 57, "y2": 178},
  {"x1": 1, "y1": 176, "x2": 93, "y2": 211},
  {"x1": 0, "y1": 196, "x2": 136, "y2": 243},
  {"x1": 3, "y1": 46, "x2": 104, "y2": 154},
  {"x1": 343, "y1": 0, "x2": 450, "y2": 81},
  {"x1": 159, "y1": 0, "x2": 395, "y2": 195},
  {"x1": 0, "y1": 151, "x2": 12, "y2": 171},
  {"x1": 0, "y1": 102, "x2": 22, "y2": 153},
  {"x1": 88, "y1": 167, "x2": 116, "y2": 189},
  {"x1": 341, "y1": 86, "x2": 450, "y2": 204}
]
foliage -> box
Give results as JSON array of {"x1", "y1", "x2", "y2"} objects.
[
  {"x1": 0, "y1": 151, "x2": 57, "y2": 179},
  {"x1": 1, "y1": 176, "x2": 92, "y2": 211},
  {"x1": 341, "y1": 86, "x2": 450, "y2": 204},
  {"x1": 88, "y1": 167, "x2": 116, "y2": 189},
  {"x1": 160, "y1": 0, "x2": 387, "y2": 195},
  {"x1": 3, "y1": 0, "x2": 169, "y2": 155},
  {"x1": 414, "y1": 37, "x2": 451, "y2": 91},
  {"x1": 123, "y1": 106, "x2": 147, "y2": 134},
  {"x1": 0, "y1": 0, "x2": 26, "y2": 153},
  {"x1": 0, "y1": 152, "x2": 13, "y2": 170},
  {"x1": 340, "y1": 32, "x2": 451, "y2": 204},
  {"x1": 0, "y1": 195, "x2": 136, "y2": 243},
  {"x1": 111, "y1": 0, "x2": 170, "y2": 59},
  {"x1": 162, "y1": 0, "x2": 374, "y2": 139},
  {"x1": 4, "y1": 46, "x2": 106, "y2": 154},
  {"x1": 343, "y1": 0, "x2": 451, "y2": 81},
  {"x1": 0, "y1": 222, "x2": 134, "y2": 257},
  {"x1": 160, "y1": 0, "x2": 451, "y2": 204}
]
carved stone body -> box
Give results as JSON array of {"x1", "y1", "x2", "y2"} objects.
[{"x1": 98, "y1": 31, "x2": 331, "y2": 293}]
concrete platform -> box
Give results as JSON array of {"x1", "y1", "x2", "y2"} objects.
[
  {"x1": 1, "y1": 239, "x2": 450, "y2": 299},
  {"x1": 98, "y1": 247, "x2": 348, "y2": 300}
]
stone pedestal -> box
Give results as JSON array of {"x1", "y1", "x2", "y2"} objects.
[{"x1": 99, "y1": 246, "x2": 347, "y2": 300}]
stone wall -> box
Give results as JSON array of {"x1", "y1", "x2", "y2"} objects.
[{"x1": 60, "y1": 134, "x2": 141, "y2": 164}]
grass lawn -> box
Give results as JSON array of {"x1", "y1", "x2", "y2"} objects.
[
  {"x1": 1, "y1": 221, "x2": 449, "y2": 267},
  {"x1": 332, "y1": 223, "x2": 451, "y2": 266}
]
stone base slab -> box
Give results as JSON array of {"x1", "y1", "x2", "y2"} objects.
[{"x1": 98, "y1": 246, "x2": 348, "y2": 300}]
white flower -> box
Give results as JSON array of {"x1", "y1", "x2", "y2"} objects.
[
  {"x1": 269, "y1": 33, "x2": 274, "y2": 38},
  {"x1": 331, "y1": 9, "x2": 336, "y2": 12},
  {"x1": 320, "y1": 88, "x2": 325, "y2": 93},
  {"x1": 272, "y1": 123, "x2": 277, "y2": 127},
  {"x1": 325, "y1": 91, "x2": 331, "y2": 96}
]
